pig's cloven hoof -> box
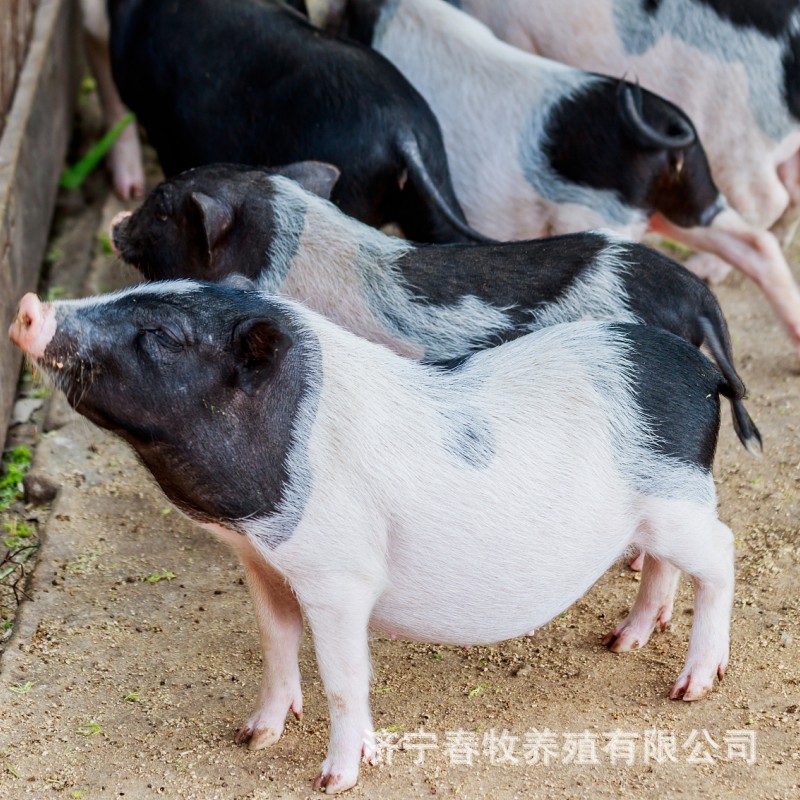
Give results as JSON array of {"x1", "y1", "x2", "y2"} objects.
[
  {"x1": 313, "y1": 741, "x2": 375, "y2": 794},
  {"x1": 235, "y1": 722, "x2": 284, "y2": 751},
  {"x1": 602, "y1": 604, "x2": 672, "y2": 652},
  {"x1": 670, "y1": 661, "x2": 726, "y2": 701},
  {"x1": 313, "y1": 765, "x2": 360, "y2": 795},
  {"x1": 235, "y1": 697, "x2": 302, "y2": 750},
  {"x1": 110, "y1": 132, "x2": 145, "y2": 200}
]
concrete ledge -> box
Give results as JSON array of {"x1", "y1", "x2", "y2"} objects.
[{"x1": 0, "y1": 0, "x2": 79, "y2": 442}]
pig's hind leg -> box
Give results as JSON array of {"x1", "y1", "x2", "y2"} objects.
[
  {"x1": 234, "y1": 550, "x2": 304, "y2": 751},
  {"x1": 637, "y1": 500, "x2": 735, "y2": 701},
  {"x1": 602, "y1": 555, "x2": 681, "y2": 652}
]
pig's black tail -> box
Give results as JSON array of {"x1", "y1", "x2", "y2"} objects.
[
  {"x1": 699, "y1": 316, "x2": 763, "y2": 456},
  {"x1": 396, "y1": 134, "x2": 496, "y2": 244}
]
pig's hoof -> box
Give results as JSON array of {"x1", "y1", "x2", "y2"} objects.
[
  {"x1": 670, "y1": 661, "x2": 726, "y2": 702},
  {"x1": 235, "y1": 722, "x2": 283, "y2": 751},
  {"x1": 235, "y1": 697, "x2": 302, "y2": 750},
  {"x1": 113, "y1": 172, "x2": 145, "y2": 201},
  {"x1": 603, "y1": 605, "x2": 671, "y2": 652},
  {"x1": 602, "y1": 624, "x2": 643, "y2": 652},
  {"x1": 313, "y1": 763, "x2": 359, "y2": 794},
  {"x1": 110, "y1": 135, "x2": 145, "y2": 200}
]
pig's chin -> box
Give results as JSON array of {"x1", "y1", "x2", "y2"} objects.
[
  {"x1": 35, "y1": 350, "x2": 99, "y2": 409},
  {"x1": 33, "y1": 349, "x2": 123, "y2": 434}
]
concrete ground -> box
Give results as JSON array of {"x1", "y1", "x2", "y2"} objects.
[{"x1": 1, "y1": 168, "x2": 799, "y2": 799}]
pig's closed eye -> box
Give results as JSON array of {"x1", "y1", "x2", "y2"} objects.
[{"x1": 142, "y1": 327, "x2": 184, "y2": 352}]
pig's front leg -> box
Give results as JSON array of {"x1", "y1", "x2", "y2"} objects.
[
  {"x1": 304, "y1": 588, "x2": 378, "y2": 794},
  {"x1": 234, "y1": 549, "x2": 304, "y2": 751}
]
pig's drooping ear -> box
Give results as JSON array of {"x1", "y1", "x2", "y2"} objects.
[
  {"x1": 191, "y1": 191, "x2": 234, "y2": 255},
  {"x1": 233, "y1": 318, "x2": 292, "y2": 395},
  {"x1": 273, "y1": 161, "x2": 341, "y2": 199}
]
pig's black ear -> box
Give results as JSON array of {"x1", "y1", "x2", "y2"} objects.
[
  {"x1": 273, "y1": 161, "x2": 341, "y2": 199},
  {"x1": 191, "y1": 191, "x2": 234, "y2": 254},
  {"x1": 233, "y1": 318, "x2": 292, "y2": 394}
]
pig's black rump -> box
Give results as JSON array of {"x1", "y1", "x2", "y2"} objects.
[{"x1": 107, "y1": 0, "x2": 485, "y2": 244}]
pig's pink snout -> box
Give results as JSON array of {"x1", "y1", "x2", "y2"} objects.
[
  {"x1": 109, "y1": 211, "x2": 133, "y2": 256},
  {"x1": 8, "y1": 293, "x2": 56, "y2": 360}
]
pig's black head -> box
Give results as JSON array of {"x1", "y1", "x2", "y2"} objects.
[
  {"x1": 543, "y1": 79, "x2": 723, "y2": 229},
  {"x1": 42, "y1": 281, "x2": 319, "y2": 529},
  {"x1": 113, "y1": 161, "x2": 340, "y2": 283}
]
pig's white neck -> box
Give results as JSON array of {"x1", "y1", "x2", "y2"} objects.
[{"x1": 267, "y1": 178, "x2": 511, "y2": 362}]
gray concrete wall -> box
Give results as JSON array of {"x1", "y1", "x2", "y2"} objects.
[{"x1": 0, "y1": 0, "x2": 79, "y2": 443}]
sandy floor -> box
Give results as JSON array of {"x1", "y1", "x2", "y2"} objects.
[{"x1": 0, "y1": 178, "x2": 799, "y2": 799}]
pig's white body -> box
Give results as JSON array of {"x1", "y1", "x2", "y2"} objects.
[{"x1": 242, "y1": 320, "x2": 713, "y2": 644}]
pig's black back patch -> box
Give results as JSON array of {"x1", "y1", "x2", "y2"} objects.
[{"x1": 396, "y1": 232, "x2": 609, "y2": 331}]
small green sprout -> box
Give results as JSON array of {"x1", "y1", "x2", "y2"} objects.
[
  {"x1": 0, "y1": 446, "x2": 33, "y2": 510},
  {"x1": 8, "y1": 681, "x2": 34, "y2": 695},
  {"x1": 3, "y1": 519, "x2": 33, "y2": 548},
  {"x1": 144, "y1": 570, "x2": 177, "y2": 583},
  {"x1": 375, "y1": 725, "x2": 402, "y2": 734},
  {"x1": 77, "y1": 721, "x2": 102, "y2": 737},
  {"x1": 45, "y1": 246, "x2": 64, "y2": 266}
]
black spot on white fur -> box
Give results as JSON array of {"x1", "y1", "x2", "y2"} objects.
[{"x1": 443, "y1": 411, "x2": 495, "y2": 468}]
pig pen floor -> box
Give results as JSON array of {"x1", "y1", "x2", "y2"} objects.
[{"x1": 1, "y1": 187, "x2": 800, "y2": 800}]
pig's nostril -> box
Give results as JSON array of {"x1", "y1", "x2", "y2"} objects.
[{"x1": 8, "y1": 293, "x2": 54, "y2": 358}]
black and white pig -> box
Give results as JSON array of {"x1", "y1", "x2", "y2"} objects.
[
  {"x1": 110, "y1": 162, "x2": 762, "y2": 455},
  {"x1": 314, "y1": 0, "x2": 800, "y2": 364},
  {"x1": 452, "y1": 0, "x2": 800, "y2": 266},
  {"x1": 11, "y1": 283, "x2": 738, "y2": 793},
  {"x1": 105, "y1": 0, "x2": 483, "y2": 244}
]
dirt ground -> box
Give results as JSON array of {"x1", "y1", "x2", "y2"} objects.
[{"x1": 1, "y1": 142, "x2": 800, "y2": 798}]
